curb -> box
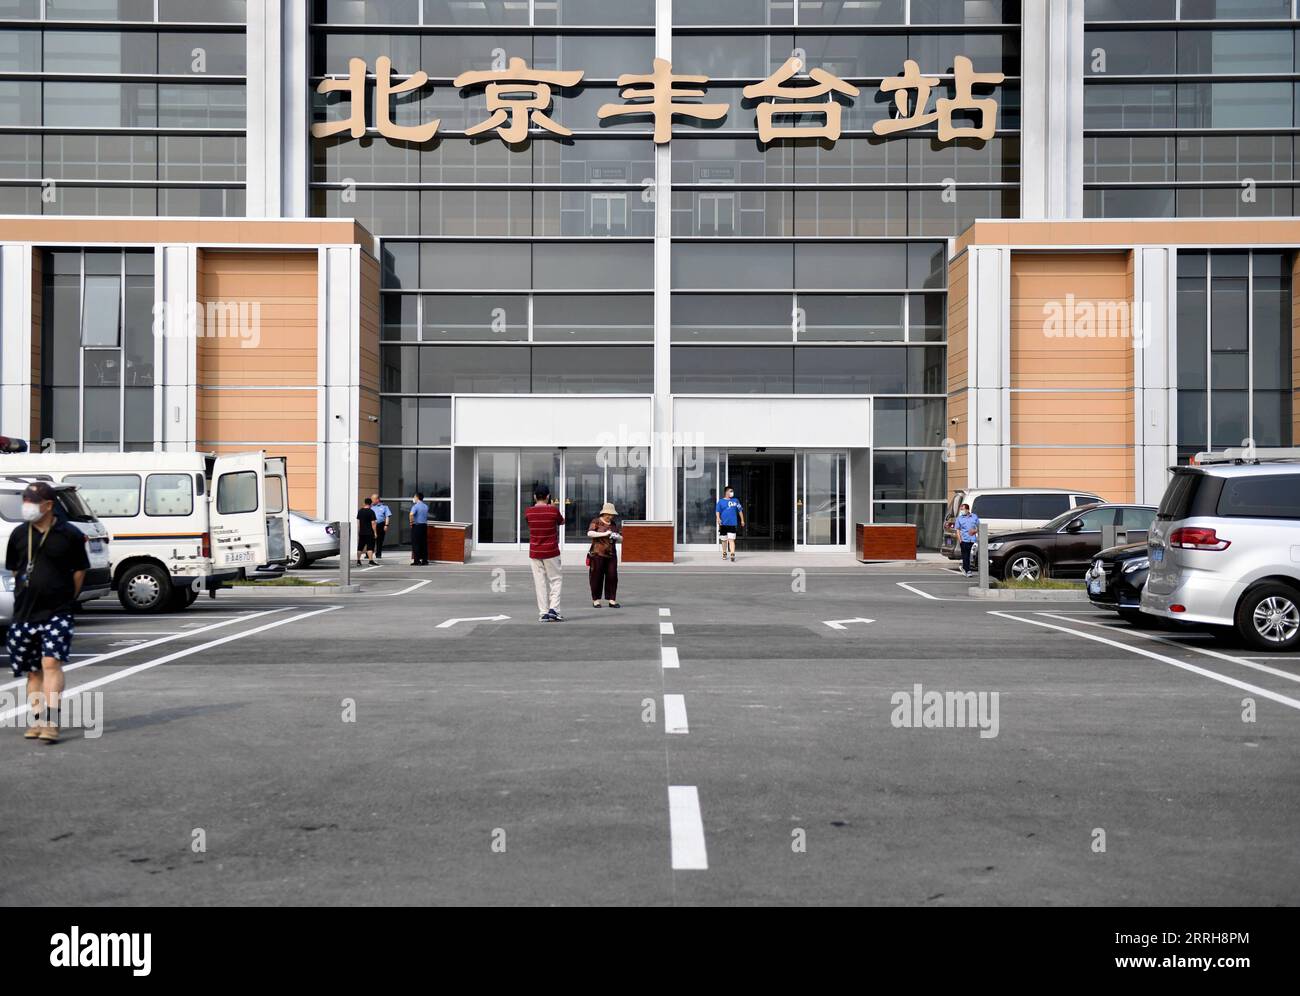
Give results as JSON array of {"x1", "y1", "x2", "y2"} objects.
[
  {"x1": 221, "y1": 584, "x2": 363, "y2": 595},
  {"x1": 966, "y1": 587, "x2": 1088, "y2": 601}
]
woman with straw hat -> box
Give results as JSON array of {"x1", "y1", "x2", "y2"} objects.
[{"x1": 586, "y1": 501, "x2": 622, "y2": 608}]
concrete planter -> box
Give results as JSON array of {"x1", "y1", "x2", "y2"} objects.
[{"x1": 967, "y1": 586, "x2": 1088, "y2": 601}]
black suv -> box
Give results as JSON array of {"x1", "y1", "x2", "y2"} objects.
[
  {"x1": 987, "y1": 503, "x2": 1157, "y2": 581},
  {"x1": 1085, "y1": 542, "x2": 1151, "y2": 625}
]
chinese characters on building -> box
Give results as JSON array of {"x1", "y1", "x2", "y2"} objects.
[{"x1": 310, "y1": 56, "x2": 1004, "y2": 146}]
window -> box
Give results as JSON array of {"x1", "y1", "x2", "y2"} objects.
[
  {"x1": 1217, "y1": 476, "x2": 1300, "y2": 518},
  {"x1": 265, "y1": 476, "x2": 285, "y2": 515},
  {"x1": 81, "y1": 275, "x2": 121, "y2": 347},
  {"x1": 65, "y1": 474, "x2": 141, "y2": 518},
  {"x1": 971, "y1": 494, "x2": 1020, "y2": 519},
  {"x1": 1070, "y1": 507, "x2": 1117, "y2": 531},
  {"x1": 1022, "y1": 494, "x2": 1071, "y2": 520},
  {"x1": 216, "y1": 472, "x2": 258, "y2": 514},
  {"x1": 145, "y1": 474, "x2": 194, "y2": 517},
  {"x1": 1120, "y1": 506, "x2": 1156, "y2": 531}
]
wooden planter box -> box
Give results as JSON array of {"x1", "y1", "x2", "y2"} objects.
[
  {"x1": 620, "y1": 521, "x2": 674, "y2": 563},
  {"x1": 427, "y1": 522, "x2": 471, "y2": 564},
  {"x1": 856, "y1": 523, "x2": 917, "y2": 561}
]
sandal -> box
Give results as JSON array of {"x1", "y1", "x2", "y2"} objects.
[{"x1": 592, "y1": 601, "x2": 602, "y2": 608}]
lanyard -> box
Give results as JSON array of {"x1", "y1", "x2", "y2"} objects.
[{"x1": 26, "y1": 522, "x2": 50, "y2": 574}]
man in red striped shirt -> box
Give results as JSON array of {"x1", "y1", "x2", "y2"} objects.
[{"x1": 525, "y1": 485, "x2": 565, "y2": 622}]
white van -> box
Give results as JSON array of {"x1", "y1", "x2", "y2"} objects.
[
  {"x1": 0, "y1": 452, "x2": 289, "y2": 613},
  {"x1": 0, "y1": 480, "x2": 113, "y2": 624},
  {"x1": 941, "y1": 487, "x2": 1105, "y2": 559}
]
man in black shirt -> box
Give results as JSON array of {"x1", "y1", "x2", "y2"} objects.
[{"x1": 5, "y1": 482, "x2": 89, "y2": 744}]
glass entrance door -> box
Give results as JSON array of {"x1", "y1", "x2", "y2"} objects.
[{"x1": 726, "y1": 453, "x2": 794, "y2": 552}]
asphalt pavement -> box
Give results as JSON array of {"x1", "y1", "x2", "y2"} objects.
[{"x1": 0, "y1": 558, "x2": 1295, "y2": 906}]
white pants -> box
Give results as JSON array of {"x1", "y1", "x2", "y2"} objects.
[{"x1": 530, "y1": 557, "x2": 562, "y2": 614}]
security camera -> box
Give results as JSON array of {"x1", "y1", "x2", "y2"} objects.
[
  {"x1": 366, "y1": 415, "x2": 379, "y2": 423},
  {"x1": 949, "y1": 417, "x2": 959, "y2": 425}
]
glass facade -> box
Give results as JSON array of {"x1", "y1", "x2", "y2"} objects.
[
  {"x1": 310, "y1": 0, "x2": 1020, "y2": 547},
  {"x1": 1083, "y1": 3, "x2": 1300, "y2": 217},
  {"x1": 0, "y1": 2, "x2": 247, "y2": 215},
  {"x1": 41, "y1": 248, "x2": 156, "y2": 452},
  {"x1": 1175, "y1": 249, "x2": 1294, "y2": 461}
]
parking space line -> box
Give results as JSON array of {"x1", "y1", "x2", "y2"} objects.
[
  {"x1": 664, "y1": 694, "x2": 689, "y2": 734},
  {"x1": 660, "y1": 622, "x2": 674, "y2": 636},
  {"x1": 0, "y1": 607, "x2": 296, "y2": 694},
  {"x1": 1037, "y1": 612, "x2": 1300, "y2": 686},
  {"x1": 659, "y1": 608, "x2": 671, "y2": 617},
  {"x1": 991, "y1": 611, "x2": 1300, "y2": 712},
  {"x1": 0, "y1": 606, "x2": 343, "y2": 724},
  {"x1": 668, "y1": 786, "x2": 708, "y2": 870},
  {"x1": 661, "y1": 647, "x2": 679, "y2": 669},
  {"x1": 897, "y1": 581, "x2": 970, "y2": 601}
]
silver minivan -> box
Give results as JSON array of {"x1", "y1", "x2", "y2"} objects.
[
  {"x1": 1142, "y1": 454, "x2": 1300, "y2": 651},
  {"x1": 942, "y1": 487, "x2": 1105, "y2": 558}
]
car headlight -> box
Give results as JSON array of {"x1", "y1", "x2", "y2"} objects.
[
  {"x1": 987, "y1": 542, "x2": 1004, "y2": 552},
  {"x1": 1122, "y1": 558, "x2": 1150, "y2": 574}
]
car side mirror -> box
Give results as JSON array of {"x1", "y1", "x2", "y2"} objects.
[{"x1": 1065, "y1": 519, "x2": 1084, "y2": 532}]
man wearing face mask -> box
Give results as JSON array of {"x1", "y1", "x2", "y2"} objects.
[{"x1": 5, "y1": 482, "x2": 89, "y2": 744}]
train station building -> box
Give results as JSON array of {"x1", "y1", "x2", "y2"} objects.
[{"x1": 0, "y1": 1, "x2": 1296, "y2": 551}]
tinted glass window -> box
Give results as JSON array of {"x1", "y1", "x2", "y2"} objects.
[
  {"x1": 971, "y1": 494, "x2": 1020, "y2": 518},
  {"x1": 145, "y1": 473, "x2": 194, "y2": 517},
  {"x1": 65, "y1": 474, "x2": 141, "y2": 517},
  {"x1": 1120, "y1": 506, "x2": 1156, "y2": 530},
  {"x1": 1022, "y1": 494, "x2": 1071, "y2": 519},
  {"x1": 1216, "y1": 475, "x2": 1300, "y2": 518},
  {"x1": 1073, "y1": 507, "x2": 1117, "y2": 531},
  {"x1": 1157, "y1": 472, "x2": 1205, "y2": 519},
  {"x1": 217, "y1": 471, "x2": 258, "y2": 514}
]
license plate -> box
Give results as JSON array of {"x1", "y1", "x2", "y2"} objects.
[
  {"x1": 224, "y1": 550, "x2": 253, "y2": 564},
  {"x1": 1088, "y1": 577, "x2": 1104, "y2": 595},
  {"x1": 1152, "y1": 547, "x2": 1164, "y2": 563}
]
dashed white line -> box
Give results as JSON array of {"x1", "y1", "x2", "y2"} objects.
[
  {"x1": 661, "y1": 646, "x2": 679, "y2": 669},
  {"x1": 664, "y1": 694, "x2": 689, "y2": 734},
  {"x1": 991, "y1": 611, "x2": 1300, "y2": 712},
  {"x1": 659, "y1": 607, "x2": 671, "y2": 617},
  {"x1": 668, "y1": 785, "x2": 708, "y2": 870},
  {"x1": 660, "y1": 622, "x2": 674, "y2": 636}
]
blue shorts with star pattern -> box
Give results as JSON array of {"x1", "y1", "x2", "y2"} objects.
[{"x1": 6, "y1": 613, "x2": 75, "y2": 675}]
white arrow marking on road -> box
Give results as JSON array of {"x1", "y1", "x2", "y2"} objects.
[
  {"x1": 435, "y1": 614, "x2": 509, "y2": 629},
  {"x1": 822, "y1": 617, "x2": 875, "y2": 630}
]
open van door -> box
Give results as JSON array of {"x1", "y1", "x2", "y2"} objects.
[
  {"x1": 263, "y1": 455, "x2": 290, "y2": 565},
  {"x1": 210, "y1": 452, "x2": 269, "y2": 570}
]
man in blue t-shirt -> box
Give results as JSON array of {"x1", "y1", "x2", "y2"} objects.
[
  {"x1": 409, "y1": 492, "x2": 430, "y2": 566},
  {"x1": 955, "y1": 502, "x2": 980, "y2": 578},
  {"x1": 715, "y1": 485, "x2": 745, "y2": 563}
]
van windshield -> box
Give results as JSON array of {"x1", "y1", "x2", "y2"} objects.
[{"x1": 57, "y1": 490, "x2": 97, "y2": 522}]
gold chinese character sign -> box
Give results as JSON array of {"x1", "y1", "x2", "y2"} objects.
[{"x1": 313, "y1": 55, "x2": 1002, "y2": 146}]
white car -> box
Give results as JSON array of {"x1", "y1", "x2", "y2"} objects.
[
  {"x1": 0, "y1": 482, "x2": 112, "y2": 626},
  {"x1": 288, "y1": 510, "x2": 340, "y2": 569}
]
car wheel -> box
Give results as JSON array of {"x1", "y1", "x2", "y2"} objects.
[
  {"x1": 1235, "y1": 584, "x2": 1300, "y2": 652},
  {"x1": 118, "y1": 565, "x2": 171, "y2": 614},
  {"x1": 1003, "y1": 551, "x2": 1044, "y2": 582},
  {"x1": 1118, "y1": 609, "x2": 1159, "y2": 629}
]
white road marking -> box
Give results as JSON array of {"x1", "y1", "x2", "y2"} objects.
[
  {"x1": 0, "y1": 606, "x2": 344, "y2": 724},
  {"x1": 355, "y1": 565, "x2": 381, "y2": 573},
  {"x1": 659, "y1": 607, "x2": 671, "y2": 617},
  {"x1": 660, "y1": 622, "x2": 674, "y2": 636},
  {"x1": 1038, "y1": 612, "x2": 1300, "y2": 686},
  {"x1": 661, "y1": 646, "x2": 679, "y2": 669},
  {"x1": 56, "y1": 631, "x2": 181, "y2": 637},
  {"x1": 0, "y1": 607, "x2": 295, "y2": 693},
  {"x1": 435, "y1": 614, "x2": 509, "y2": 629},
  {"x1": 897, "y1": 581, "x2": 950, "y2": 600},
  {"x1": 668, "y1": 786, "x2": 708, "y2": 870},
  {"x1": 991, "y1": 611, "x2": 1300, "y2": 712},
  {"x1": 664, "y1": 694, "x2": 689, "y2": 734},
  {"x1": 823, "y1": 617, "x2": 874, "y2": 630}
]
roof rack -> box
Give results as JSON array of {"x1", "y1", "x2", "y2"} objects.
[{"x1": 1192, "y1": 447, "x2": 1300, "y2": 466}]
